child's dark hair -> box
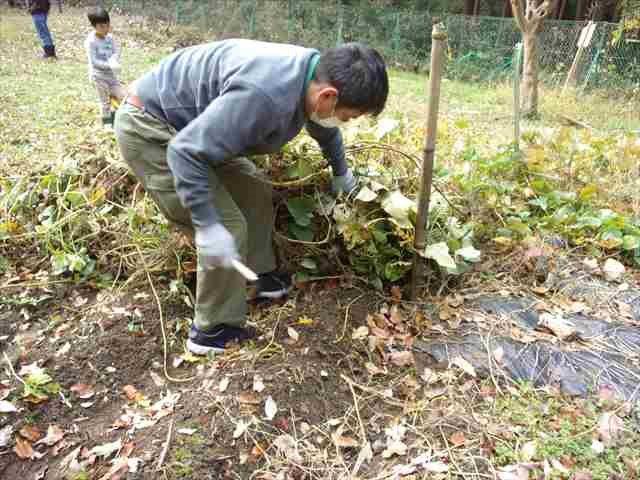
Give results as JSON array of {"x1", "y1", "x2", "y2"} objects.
[{"x1": 88, "y1": 7, "x2": 110, "y2": 27}]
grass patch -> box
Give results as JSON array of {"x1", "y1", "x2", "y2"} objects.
[{"x1": 488, "y1": 382, "x2": 638, "y2": 479}]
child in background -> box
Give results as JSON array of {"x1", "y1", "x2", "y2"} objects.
[{"x1": 84, "y1": 7, "x2": 125, "y2": 129}]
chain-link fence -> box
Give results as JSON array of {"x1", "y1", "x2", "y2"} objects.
[{"x1": 100, "y1": 0, "x2": 639, "y2": 92}]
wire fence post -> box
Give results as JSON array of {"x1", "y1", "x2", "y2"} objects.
[
  {"x1": 513, "y1": 41, "x2": 523, "y2": 150},
  {"x1": 336, "y1": 0, "x2": 343, "y2": 47},
  {"x1": 410, "y1": 23, "x2": 447, "y2": 301},
  {"x1": 392, "y1": 11, "x2": 401, "y2": 58}
]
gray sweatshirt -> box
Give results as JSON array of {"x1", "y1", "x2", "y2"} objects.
[
  {"x1": 84, "y1": 31, "x2": 120, "y2": 81},
  {"x1": 135, "y1": 39, "x2": 348, "y2": 228}
]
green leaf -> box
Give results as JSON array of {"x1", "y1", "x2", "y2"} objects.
[
  {"x1": 51, "y1": 253, "x2": 69, "y2": 275},
  {"x1": 599, "y1": 229, "x2": 624, "y2": 249},
  {"x1": 622, "y1": 235, "x2": 640, "y2": 251},
  {"x1": 576, "y1": 215, "x2": 602, "y2": 229},
  {"x1": 64, "y1": 191, "x2": 85, "y2": 207},
  {"x1": 289, "y1": 224, "x2": 314, "y2": 242},
  {"x1": 384, "y1": 261, "x2": 411, "y2": 281},
  {"x1": 578, "y1": 184, "x2": 598, "y2": 202},
  {"x1": 455, "y1": 245, "x2": 481, "y2": 263},
  {"x1": 355, "y1": 186, "x2": 378, "y2": 202},
  {"x1": 26, "y1": 370, "x2": 53, "y2": 387},
  {"x1": 286, "y1": 197, "x2": 316, "y2": 227},
  {"x1": 0, "y1": 256, "x2": 8, "y2": 274},
  {"x1": 528, "y1": 197, "x2": 548, "y2": 212},
  {"x1": 381, "y1": 191, "x2": 415, "y2": 228},
  {"x1": 67, "y1": 254, "x2": 87, "y2": 273},
  {"x1": 300, "y1": 258, "x2": 318, "y2": 270},
  {"x1": 424, "y1": 242, "x2": 456, "y2": 269}
]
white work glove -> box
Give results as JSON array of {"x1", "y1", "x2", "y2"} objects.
[
  {"x1": 195, "y1": 223, "x2": 239, "y2": 269},
  {"x1": 108, "y1": 56, "x2": 121, "y2": 74},
  {"x1": 331, "y1": 168, "x2": 358, "y2": 196}
]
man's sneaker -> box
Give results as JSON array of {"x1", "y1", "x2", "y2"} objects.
[
  {"x1": 186, "y1": 324, "x2": 253, "y2": 356},
  {"x1": 255, "y1": 271, "x2": 292, "y2": 299}
]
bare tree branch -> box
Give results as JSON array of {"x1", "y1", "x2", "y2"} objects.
[{"x1": 510, "y1": 0, "x2": 528, "y2": 29}]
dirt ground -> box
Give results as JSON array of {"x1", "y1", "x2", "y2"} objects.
[{"x1": 2, "y1": 6, "x2": 640, "y2": 480}]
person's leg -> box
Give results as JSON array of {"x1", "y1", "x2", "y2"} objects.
[
  {"x1": 215, "y1": 158, "x2": 276, "y2": 276},
  {"x1": 31, "y1": 13, "x2": 54, "y2": 56},
  {"x1": 94, "y1": 80, "x2": 113, "y2": 126},
  {"x1": 114, "y1": 104, "x2": 250, "y2": 334}
]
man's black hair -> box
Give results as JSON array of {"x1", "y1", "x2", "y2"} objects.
[
  {"x1": 88, "y1": 7, "x2": 110, "y2": 26},
  {"x1": 315, "y1": 43, "x2": 388, "y2": 116}
]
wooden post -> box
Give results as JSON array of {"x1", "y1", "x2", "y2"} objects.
[
  {"x1": 410, "y1": 23, "x2": 447, "y2": 301},
  {"x1": 513, "y1": 42, "x2": 523, "y2": 149}
]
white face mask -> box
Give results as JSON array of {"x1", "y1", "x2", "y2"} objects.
[{"x1": 310, "y1": 97, "x2": 346, "y2": 129}]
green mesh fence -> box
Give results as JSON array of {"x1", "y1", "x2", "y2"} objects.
[{"x1": 102, "y1": 0, "x2": 639, "y2": 91}]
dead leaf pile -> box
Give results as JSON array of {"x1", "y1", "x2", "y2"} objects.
[{"x1": 362, "y1": 306, "x2": 416, "y2": 370}]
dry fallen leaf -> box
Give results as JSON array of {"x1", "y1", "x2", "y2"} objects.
[
  {"x1": 90, "y1": 439, "x2": 122, "y2": 459},
  {"x1": 389, "y1": 350, "x2": 414, "y2": 367},
  {"x1": 14, "y1": 437, "x2": 35, "y2": 460},
  {"x1": 55, "y1": 342, "x2": 71, "y2": 357},
  {"x1": 423, "y1": 461, "x2": 449, "y2": 473},
  {"x1": 0, "y1": 387, "x2": 11, "y2": 401},
  {"x1": 287, "y1": 327, "x2": 299, "y2": 342},
  {"x1": 449, "y1": 431, "x2": 466, "y2": 447},
  {"x1": 497, "y1": 465, "x2": 530, "y2": 480},
  {"x1": 219, "y1": 377, "x2": 230, "y2": 392},
  {"x1": 551, "y1": 458, "x2": 570, "y2": 474},
  {"x1": 253, "y1": 375, "x2": 265, "y2": 393},
  {"x1": 0, "y1": 425, "x2": 13, "y2": 448},
  {"x1": 382, "y1": 439, "x2": 408, "y2": 458},
  {"x1": 35, "y1": 425, "x2": 64, "y2": 447},
  {"x1": 351, "y1": 326, "x2": 369, "y2": 340},
  {"x1": 596, "y1": 385, "x2": 617, "y2": 403},
  {"x1": 538, "y1": 313, "x2": 576, "y2": 340},
  {"x1": 122, "y1": 385, "x2": 140, "y2": 401},
  {"x1": 264, "y1": 396, "x2": 277, "y2": 421},
  {"x1": 149, "y1": 371, "x2": 165, "y2": 388},
  {"x1": 332, "y1": 433, "x2": 360, "y2": 449},
  {"x1": 238, "y1": 392, "x2": 261, "y2": 405},
  {"x1": 273, "y1": 434, "x2": 303, "y2": 463},
  {"x1": 520, "y1": 441, "x2": 536, "y2": 461},
  {"x1": 493, "y1": 346, "x2": 505, "y2": 364},
  {"x1": 19, "y1": 425, "x2": 43, "y2": 442},
  {"x1": 233, "y1": 420, "x2": 250, "y2": 439},
  {"x1": 450, "y1": 356, "x2": 477, "y2": 377},
  {"x1": 177, "y1": 428, "x2": 196, "y2": 436},
  {"x1": 365, "y1": 362, "x2": 385, "y2": 376},
  {"x1": 390, "y1": 285, "x2": 402, "y2": 303},
  {"x1": 603, "y1": 258, "x2": 625, "y2": 281},
  {"x1": 0, "y1": 400, "x2": 17, "y2": 413},
  {"x1": 571, "y1": 472, "x2": 593, "y2": 480},
  {"x1": 70, "y1": 383, "x2": 95, "y2": 400},
  {"x1": 597, "y1": 412, "x2": 624, "y2": 447}
]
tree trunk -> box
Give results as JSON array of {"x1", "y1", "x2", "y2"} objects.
[
  {"x1": 473, "y1": 0, "x2": 481, "y2": 16},
  {"x1": 556, "y1": 0, "x2": 568, "y2": 19},
  {"x1": 576, "y1": 0, "x2": 589, "y2": 20},
  {"x1": 464, "y1": 0, "x2": 475, "y2": 15},
  {"x1": 503, "y1": 0, "x2": 512, "y2": 17},
  {"x1": 521, "y1": 30, "x2": 539, "y2": 116}
]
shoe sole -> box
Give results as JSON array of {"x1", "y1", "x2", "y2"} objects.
[
  {"x1": 255, "y1": 287, "x2": 292, "y2": 300},
  {"x1": 186, "y1": 339, "x2": 225, "y2": 356}
]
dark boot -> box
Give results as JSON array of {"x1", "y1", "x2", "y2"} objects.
[{"x1": 42, "y1": 45, "x2": 56, "y2": 59}]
